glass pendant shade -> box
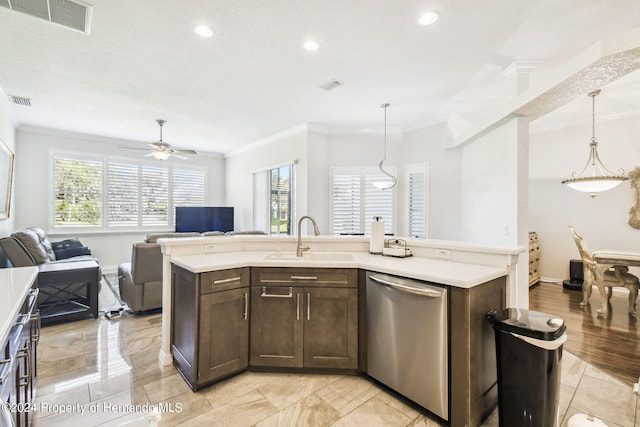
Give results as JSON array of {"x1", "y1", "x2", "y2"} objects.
[{"x1": 561, "y1": 90, "x2": 627, "y2": 197}]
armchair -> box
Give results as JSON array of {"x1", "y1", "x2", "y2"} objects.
[{"x1": 118, "y1": 232, "x2": 200, "y2": 312}]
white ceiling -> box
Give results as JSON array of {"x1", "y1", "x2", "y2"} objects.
[{"x1": 1, "y1": 0, "x2": 640, "y2": 155}]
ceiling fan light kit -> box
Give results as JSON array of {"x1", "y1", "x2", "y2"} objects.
[
  {"x1": 120, "y1": 119, "x2": 197, "y2": 161},
  {"x1": 561, "y1": 89, "x2": 628, "y2": 197}
]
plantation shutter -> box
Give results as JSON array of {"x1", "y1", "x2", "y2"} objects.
[
  {"x1": 331, "y1": 168, "x2": 394, "y2": 235},
  {"x1": 406, "y1": 164, "x2": 427, "y2": 238},
  {"x1": 107, "y1": 162, "x2": 139, "y2": 226},
  {"x1": 365, "y1": 174, "x2": 393, "y2": 235},
  {"x1": 332, "y1": 173, "x2": 362, "y2": 235},
  {"x1": 141, "y1": 165, "x2": 168, "y2": 226},
  {"x1": 173, "y1": 167, "x2": 206, "y2": 207}
]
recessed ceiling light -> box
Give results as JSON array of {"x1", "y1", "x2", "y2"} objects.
[
  {"x1": 194, "y1": 25, "x2": 213, "y2": 38},
  {"x1": 418, "y1": 12, "x2": 438, "y2": 26},
  {"x1": 303, "y1": 40, "x2": 320, "y2": 51}
]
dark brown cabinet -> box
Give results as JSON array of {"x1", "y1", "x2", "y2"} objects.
[
  {"x1": 1, "y1": 287, "x2": 39, "y2": 427},
  {"x1": 250, "y1": 268, "x2": 358, "y2": 370},
  {"x1": 450, "y1": 276, "x2": 506, "y2": 427},
  {"x1": 171, "y1": 265, "x2": 249, "y2": 391}
]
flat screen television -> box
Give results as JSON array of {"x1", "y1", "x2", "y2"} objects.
[{"x1": 175, "y1": 206, "x2": 234, "y2": 233}]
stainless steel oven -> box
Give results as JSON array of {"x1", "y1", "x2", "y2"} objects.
[{"x1": 366, "y1": 271, "x2": 448, "y2": 421}]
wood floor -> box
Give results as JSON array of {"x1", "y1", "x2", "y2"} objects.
[{"x1": 529, "y1": 281, "x2": 640, "y2": 385}]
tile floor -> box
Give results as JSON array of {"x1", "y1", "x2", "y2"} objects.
[{"x1": 28, "y1": 281, "x2": 640, "y2": 427}]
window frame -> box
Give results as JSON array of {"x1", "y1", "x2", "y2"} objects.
[{"x1": 50, "y1": 150, "x2": 207, "y2": 234}]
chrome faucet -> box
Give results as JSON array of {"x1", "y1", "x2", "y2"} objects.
[{"x1": 296, "y1": 215, "x2": 320, "y2": 257}]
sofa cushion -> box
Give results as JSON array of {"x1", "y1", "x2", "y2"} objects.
[{"x1": 12, "y1": 228, "x2": 55, "y2": 264}]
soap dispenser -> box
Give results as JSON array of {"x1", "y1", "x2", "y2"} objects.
[{"x1": 370, "y1": 216, "x2": 384, "y2": 254}]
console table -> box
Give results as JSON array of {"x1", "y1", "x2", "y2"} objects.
[{"x1": 37, "y1": 260, "x2": 101, "y2": 324}]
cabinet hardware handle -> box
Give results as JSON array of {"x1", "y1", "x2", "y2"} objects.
[
  {"x1": 369, "y1": 275, "x2": 443, "y2": 298},
  {"x1": 261, "y1": 286, "x2": 293, "y2": 298},
  {"x1": 243, "y1": 292, "x2": 248, "y2": 321},
  {"x1": 213, "y1": 276, "x2": 242, "y2": 285},
  {"x1": 17, "y1": 345, "x2": 30, "y2": 386},
  {"x1": 296, "y1": 293, "x2": 300, "y2": 321},
  {"x1": 15, "y1": 313, "x2": 29, "y2": 327},
  {"x1": 307, "y1": 293, "x2": 311, "y2": 320},
  {"x1": 31, "y1": 311, "x2": 41, "y2": 343},
  {"x1": 0, "y1": 358, "x2": 11, "y2": 385},
  {"x1": 291, "y1": 275, "x2": 317, "y2": 281}
]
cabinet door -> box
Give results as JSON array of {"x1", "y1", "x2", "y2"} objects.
[
  {"x1": 171, "y1": 266, "x2": 198, "y2": 385},
  {"x1": 198, "y1": 287, "x2": 249, "y2": 384},
  {"x1": 303, "y1": 287, "x2": 358, "y2": 369},
  {"x1": 250, "y1": 286, "x2": 303, "y2": 368}
]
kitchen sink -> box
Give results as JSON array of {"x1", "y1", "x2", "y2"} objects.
[{"x1": 263, "y1": 252, "x2": 354, "y2": 261}]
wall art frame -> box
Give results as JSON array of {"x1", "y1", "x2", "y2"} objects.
[{"x1": 0, "y1": 139, "x2": 14, "y2": 220}]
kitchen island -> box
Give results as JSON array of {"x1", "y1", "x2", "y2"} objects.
[{"x1": 158, "y1": 235, "x2": 523, "y2": 426}]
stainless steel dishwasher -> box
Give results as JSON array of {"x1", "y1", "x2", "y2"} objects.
[{"x1": 366, "y1": 271, "x2": 448, "y2": 421}]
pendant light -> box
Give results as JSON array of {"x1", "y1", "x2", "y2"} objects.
[
  {"x1": 373, "y1": 103, "x2": 397, "y2": 190},
  {"x1": 561, "y1": 89, "x2": 628, "y2": 197}
]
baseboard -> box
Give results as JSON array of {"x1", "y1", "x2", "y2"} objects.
[
  {"x1": 538, "y1": 277, "x2": 631, "y2": 295},
  {"x1": 540, "y1": 276, "x2": 563, "y2": 285},
  {"x1": 100, "y1": 264, "x2": 118, "y2": 275}
]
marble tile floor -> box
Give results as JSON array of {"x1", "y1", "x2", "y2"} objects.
[{"x1": 28, "y1": 289, "x2": 640, "y2": 427}]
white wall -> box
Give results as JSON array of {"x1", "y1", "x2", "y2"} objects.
[
  {"x1": 13, "y1": 127, "x2": 225, "y2": 268},
  {"x1": 460, "y1": 118, "x2": 530, "y2": 307},
  {"x1": 225, "y1": 126, "x2": 309, "y2": 233},
  {"x1": 0, "y1": 97, "x2": 16, "y2": 239},
  {"x1": 530, "y1": 115, "x2": 640, "y2": 282},
  {"x1": 402, "y1": 123, "x2": 462, "y2": 240}
]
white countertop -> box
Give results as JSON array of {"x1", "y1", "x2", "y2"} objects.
[
  {"x1": 170, "y1": 251, "x2": 506, "y2": 288},
  {"x1": 0, "y1": 266, "x2": 38, "y2": 346}
]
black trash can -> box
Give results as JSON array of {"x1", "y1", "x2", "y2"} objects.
[{"x1": 487, "y1": 308, "x2": 567, "y2": 427}]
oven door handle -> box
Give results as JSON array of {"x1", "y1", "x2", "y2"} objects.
[{"x1": 369, "y1": 275, "x2": 443, "y2": 297}]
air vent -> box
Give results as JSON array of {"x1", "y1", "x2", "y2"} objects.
[
  {"x1": 0, "y1": 0, "x2": 92, "y2": 34},
  {"x1": 319, "y1": 80, "x2": 342, "y2": 91},
  {"x1": 8, "y1": 95, "x2": 32, "y2": 106}
]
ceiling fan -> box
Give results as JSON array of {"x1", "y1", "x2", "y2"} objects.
[{"x1": 121, "y1": 119, "x2": 197, "y2": 160}]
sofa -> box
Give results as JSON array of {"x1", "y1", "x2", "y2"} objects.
[
  {"x1": 0, "y1": 227, "x2": 101, "y2": 323},
  {"x1": 118, "y1": 230, "x2": 267, "y2": 312}
]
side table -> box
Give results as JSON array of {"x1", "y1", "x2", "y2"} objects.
[{"x1": 37, "y1": 260, "x2": 101, "y2": 324}]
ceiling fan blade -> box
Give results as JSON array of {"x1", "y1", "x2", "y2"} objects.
[
  {"x1": 120, "y1": 146, "x2": 151, "y2": 151},
  {"x1": 174, "y1": 149, "x2": 197, "y2": 155}
]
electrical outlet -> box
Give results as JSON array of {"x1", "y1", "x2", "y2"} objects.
[
  {"x1": 435, "y1": 249, "x2": 451, "y2": 259},
  {"x1": 204, "y1": 244, "x2": 216, "y2": 253}
]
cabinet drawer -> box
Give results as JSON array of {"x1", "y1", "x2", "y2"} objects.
[
  {"x1": 201, "y1": 267, "x2": 250, "y2": 294},
  {"x1": 251, "y1": 268, "x2": 357, "y2": 288}
]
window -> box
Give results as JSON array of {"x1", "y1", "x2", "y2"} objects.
[
  {"x1": 330, "y1": 167, "x2": 394, "y2": 235},
  {"x1": 405, "y1": 164, "x2": 428, "y2": 238},
  {"x1": 52, "y1": 152, "x2": 206, "y2": 231},
  {"x1": 270, "y1": 165, "x2": 292, "y2": 235},
  {"x1": 253, "y1": 164, "x2": 294, "y2": 235}
]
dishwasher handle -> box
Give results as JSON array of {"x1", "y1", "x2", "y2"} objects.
[{"x1": 369, "y1": 275, "x2": 443, "y2": 298}]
